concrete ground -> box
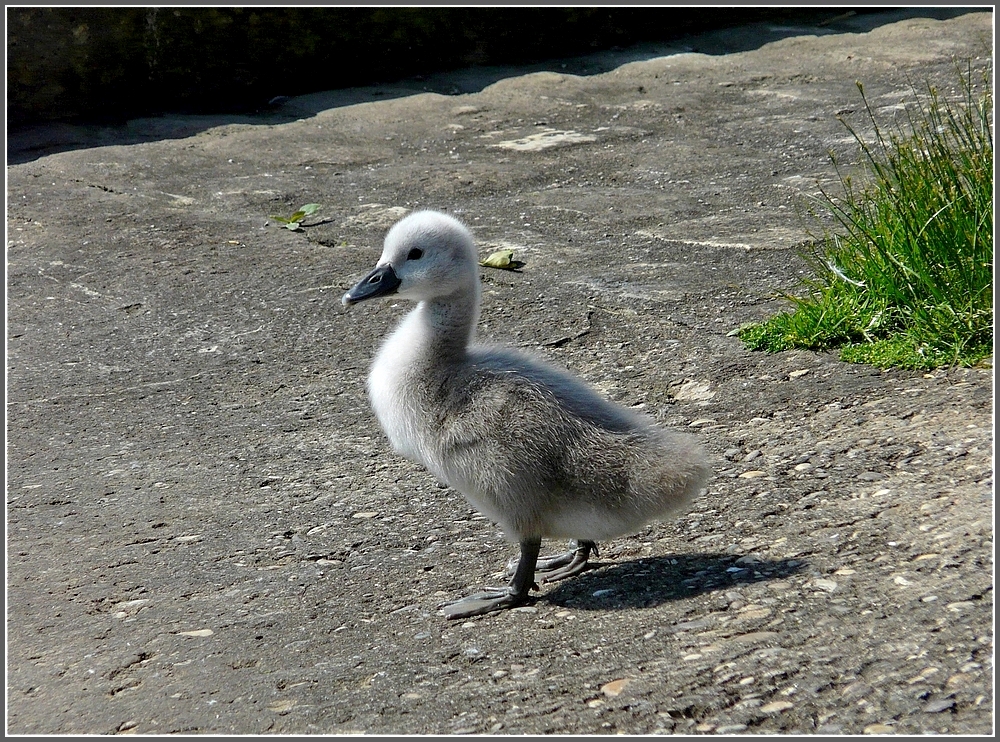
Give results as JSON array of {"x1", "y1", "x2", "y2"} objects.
[{"x1": 6, "y1": 9, "x2": 993, "y2": 735}]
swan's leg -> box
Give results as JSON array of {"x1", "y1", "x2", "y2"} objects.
[
  {"x1": 440, "y1": 537, "x2": 541, "y2": 620},
  {"x1": 505, "y1": 540, "x2": 598, "y2": 583}
]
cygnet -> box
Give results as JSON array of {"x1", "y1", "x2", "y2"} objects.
[{"x1": 342, "y1": 210, "x2": 710, "y2": 619}]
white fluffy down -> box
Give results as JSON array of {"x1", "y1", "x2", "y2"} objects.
[{"x1": 350, "y1": 210, "x2": 711, "y2": 542}]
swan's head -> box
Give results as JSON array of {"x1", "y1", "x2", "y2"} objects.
[{"x1": 342, "y1": 210, "x2": 480, "y2": 306}]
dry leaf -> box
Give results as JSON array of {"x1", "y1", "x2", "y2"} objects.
[{"x1": 479, "y1": 249, "x2": 524, "y2": 270}]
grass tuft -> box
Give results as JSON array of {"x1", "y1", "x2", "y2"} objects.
[{"x1": 739, "y1": 64, "x2": 993, "y2": 370}]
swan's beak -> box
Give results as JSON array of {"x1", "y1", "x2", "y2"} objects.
[{"x1": 342, "y1": 264, "x2": 402, "y2": 306}]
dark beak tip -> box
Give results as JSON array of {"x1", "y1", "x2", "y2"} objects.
[{"x1": 343, "y1": 264, "x2": 401, "y2": 305}]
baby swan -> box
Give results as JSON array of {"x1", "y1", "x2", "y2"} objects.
[{"x1": 343, "y1": 210, "x2": 710, "y2": 619}]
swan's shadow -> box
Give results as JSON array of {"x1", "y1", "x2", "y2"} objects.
[{"x1": 537, "y1": 552, "x2": 806, "y2": 610}]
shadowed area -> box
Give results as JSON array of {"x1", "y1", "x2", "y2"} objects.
[
  {"x1": 540, "y1": 553, "x2": 807, "y2": 610},
  {"x1": 6, "y1": 7, "x2": 973, "y2": 165}
]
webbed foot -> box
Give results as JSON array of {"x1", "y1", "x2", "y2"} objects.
[
  {"x1": 439, "y1": 586, "x2": 531, "y2": 619},
  {"x1": 506, "y1": 540, "x2": 598, "y2": 584},
  {"x1": 439, "y1": 537, "x2": 541, "y2": 620}
]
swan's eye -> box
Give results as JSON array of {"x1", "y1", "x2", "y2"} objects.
[{"x1": 407, "y1": 248, "x2": 423, "y2": 261}]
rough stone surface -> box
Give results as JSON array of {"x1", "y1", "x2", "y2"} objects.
[{"x1": 6, "y1": 10, "x2": 993, "y2": 735}]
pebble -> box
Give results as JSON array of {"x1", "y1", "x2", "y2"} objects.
[
  {"x1": 177, "y1": 628, "x2": 214, "y2": 637},
  {"x1": 352, "y1": 512, "x2": 379, "y2": 519},
  {"x1": 863, "y1": 723, "x2": 895, "y2": 734},
  {"x1": 674, "y1": 617, "x2": 713, "y2": 631},
  {"x1": 267, "y1": 699, "x2": 296, "y2": 713},
  {"x1": 793, "y1": 462, "x2": 813, "y2": 471},
  {"x1": 920, "y1": 498, "x2": 950, "y2": 512},
  {"x1": 114, "y1": 599, "x2": 150, "y2": 612},
  {"x1": 174, "y1": 535, "x2": 202, "y2": 543},
  {"x1": 715, "y1": 724, "x2": 748, "y2": 733},
  {"x1": 760, "y1": 700, "x2": 793, "y2": 713},
  {"x1": 906, "y1": 667, "x2": 939, "y2": 684},
  {"x1": 674, "y1": 380, "x2": 716, "y2": 402},
  {"x1": 858, "y1": 471, "x2": 886, "y2": 481},
  {"x1": 689, "y1": 418, "x2": 717, "y2": 427},
  {"x1": 729, "y1": 630, "x2": 778, "y2": 644},
  {"x1": 946, "y1": 673, "x2": 971, "y2": 688},
  {"x1": 946, "y1": 601, "x2": 975, "y2": 613},
  {"x1": 812, "y1": 579, "x2": 838, "y2": 592},
  {"x1": 739, "y1": 470, "x2": 766, "y2": 479},
  {"x1": 922, "y1": 698, "x2": 956, "y2": 713},
  {"x1": 788, "y1": 369, "x2": 810, "y2": 379},
  {"x1": 601, "y1": 678, "x2": 631, "y2": 697},
  {"x1": 841, "y1": 681, "x2": 872, "y2": 700}
]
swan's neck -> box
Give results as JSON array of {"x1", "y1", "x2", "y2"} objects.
[
  {"x1": 418, "y1": 297, "x2": 477, "y2": 357},
  {"x1": 368, "y1": 285, "x2": 479, "y2": 463},
  {"x1": 403, "y1": 284, "x2": 480, "y2": 363},
  {"x1": 370, "y1": 284, "x2": 479, "y2": 403}
]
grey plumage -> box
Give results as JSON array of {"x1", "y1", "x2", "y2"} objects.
[{"x1": 343, "y1": 210, "x2": 710, "y2": 618}]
